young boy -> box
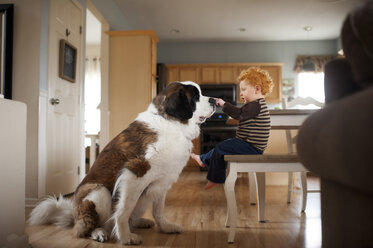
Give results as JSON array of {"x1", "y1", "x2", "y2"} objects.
[{"x1": 191, "y1": 67, "x2": 273, "y2": 189}]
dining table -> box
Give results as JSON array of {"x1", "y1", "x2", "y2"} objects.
[{"x1": 225, "y1": 109, "x2": 317, "y2": 128}]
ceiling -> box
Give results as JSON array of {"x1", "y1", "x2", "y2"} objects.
[{"x1": 111, "y1": 0, "x2": 364, "y2": 42}]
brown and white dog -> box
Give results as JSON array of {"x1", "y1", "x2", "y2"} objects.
[{"x1": 29, "y1": 81, "x2": 215, "y2": 245}]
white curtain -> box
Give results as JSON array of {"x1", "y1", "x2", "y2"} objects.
[{"x1": 84, "y1": 57, "x2": 101, "y2": 137}]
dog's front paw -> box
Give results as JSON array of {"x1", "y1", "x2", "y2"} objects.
[
  {"x1": 132, "y1": 218, "x2": 155, "y2": 229},
  {"x1": 121, "y1": 232, "x2": 142, "y2": 245},
  {"x1": 159, "y1": 222, "x2": 183, "y2": 234},
  {"x1": 90, "y1": 228, "x2": 108, "y2": 243}
]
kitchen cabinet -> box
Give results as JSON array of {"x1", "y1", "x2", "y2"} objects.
[
  {"x1": 220, "y1": 67, "x2": 238, "y2": 83},
  {"x1": 167, "y1": 66, "x2": 179, "y2": 83},
  {"x1": 179, "y1": 66, "x2": 200, "y2": 83},
  {"x1": 201, "y1": 67, "x2": 219, "y2": 83},
  {"x1": 166, "y1": 63, "x2": 283, "y2": 103},
  {"x1": 107, "y1": 30, "x2": 158, "y2": 139}
]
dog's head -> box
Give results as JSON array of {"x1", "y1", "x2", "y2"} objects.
[{"x1": 153, "y1": 81, "x2": 215, "y2": 124}]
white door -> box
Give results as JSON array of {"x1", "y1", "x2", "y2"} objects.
[{"x1": 46, "y1": 0, "x2": 83, "y2": 195}]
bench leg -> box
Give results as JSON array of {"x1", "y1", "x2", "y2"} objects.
[
  {"x1": 248, "y1": 172, "x2": 257, "y2": 205},
  {"x1": 287, "y1": 172, "x2": 293, "y2": 203},
  {"x1": 255, "y1": 172, "x2": 266, "y2": 222},
  {"x1": 224, "y1": 166, "x2": 238, "y2": 243},
  {"x1": 300, "y1": 172, "x2": 307, "y2": 212}
]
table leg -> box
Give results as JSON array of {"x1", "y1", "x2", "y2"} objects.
[
  {"x1": 300, "y1": 172, "x2": 307, "y2": 212},
  {"x1": 224, "y1": 165, "x2": 238, "y2": 243},
  {"x1": 255, "y1": 172, "x2": 266, "y2": 222},
  {"x1": 249, "y1": 172, "x2": 257, "y2": 205}
]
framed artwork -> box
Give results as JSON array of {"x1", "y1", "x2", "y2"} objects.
[{"x1": 59, "y1": 39, "x2": 77, "y2": 83}]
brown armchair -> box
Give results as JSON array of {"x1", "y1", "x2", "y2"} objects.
[{"x1": 297, "y1": 1, "x2": 373, "y2": 247}]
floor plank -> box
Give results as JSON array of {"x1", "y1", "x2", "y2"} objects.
[{"x1": 26, "y1": 171, "x2": 321, "y2": 248}]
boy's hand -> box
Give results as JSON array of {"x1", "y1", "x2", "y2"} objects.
[{"x1": 214, "y1": 98, "x2": 225, "y2": 107}]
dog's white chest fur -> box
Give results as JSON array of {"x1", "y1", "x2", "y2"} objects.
[{"x1": 137, "y1": 108, "x2": 196, "y2": 180}]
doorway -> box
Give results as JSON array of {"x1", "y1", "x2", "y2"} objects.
[
  {"x1": 84, "y1": 9, "x2": 101, "y2": 176},
  {"x1": 81, "y1": 1, "x2": 110, "y2": 181}
]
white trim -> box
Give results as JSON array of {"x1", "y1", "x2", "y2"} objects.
[
  {"x1": 72, "y1": 0, "x2": 85, "y2": 187},
  {"x1": 38, "y1": 89, "x2": 48, "y2": 198}
]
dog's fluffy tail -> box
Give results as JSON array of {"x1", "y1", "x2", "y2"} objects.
[{"x1": 28, "y1": 194, "x2": 74, "y2": 228}]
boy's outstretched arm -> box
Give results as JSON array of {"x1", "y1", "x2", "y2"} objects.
[{"x1": 213, "y1": 98, "x2": 225, "y2": 107}]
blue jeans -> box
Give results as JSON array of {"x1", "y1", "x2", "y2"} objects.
[{"x1": 200, "y1": 138, "x2": 263, "y2": 183}]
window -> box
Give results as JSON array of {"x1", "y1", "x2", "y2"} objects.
[{"x1": 298, "y1": 72, "x2": 325, "y2": 104}]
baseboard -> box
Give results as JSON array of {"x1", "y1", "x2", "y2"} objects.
[{"x1": 25, "y1": 198, "x2": 40, "y2": 208}]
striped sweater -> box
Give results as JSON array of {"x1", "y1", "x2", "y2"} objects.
[{"x1": 222, "y1": 98, "x2": 270, "y2": 151}]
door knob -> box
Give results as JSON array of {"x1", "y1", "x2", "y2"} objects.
[{"x1": 50, "y1": 98, "x2": 60, "y2": 105}]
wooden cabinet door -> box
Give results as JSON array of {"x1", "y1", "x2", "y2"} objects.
[
  {"x1": 261, "y1": 66, "x2": 281, "y2": 103},
  {"x1": 108, "y1": 30, "x2": 158, "y2": 139},
  {"x1": 201, "y1": 67, "x2": 218, "y2": 83},
  {"x1": 167, "y1": 66, "x2": 179, "y2": 84},
  {"x1": 220, "y1": 67, "x2": 237, "y2": 83},
  {"x1": 179, "y1": 67, "x2": 200, "y2": 83},
  {"x1": 237, "y1": 67, "x2": 248, "y2": 104}
]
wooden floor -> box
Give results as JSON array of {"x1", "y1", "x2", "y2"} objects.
[{"x1": 26, "y1": 170, "x2": 321, "y2": 248}]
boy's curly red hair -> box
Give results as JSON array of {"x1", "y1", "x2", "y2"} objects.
[{"x1": 237, "y1": 67, "x2": 274, "y2": 97}]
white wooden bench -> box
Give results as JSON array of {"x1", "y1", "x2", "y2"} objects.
[{"x1": 224, "y1": 154, "x2": 308, "y2": 243}]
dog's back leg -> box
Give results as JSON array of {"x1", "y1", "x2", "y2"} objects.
[
  {"x1": 73, "y1": 199, "x2": 99, "y2": 238},
  {"x1": 73, "y1": 184, "x2": 112, "y2": 242}
]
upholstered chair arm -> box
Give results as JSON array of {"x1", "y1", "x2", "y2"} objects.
[{"x1": 297, "y1": 86, "x2": 373, "y2": 194}]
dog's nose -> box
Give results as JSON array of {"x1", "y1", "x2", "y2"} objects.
[{"x1": 208, "y1": 98, "x2": 216, "y2": 106}]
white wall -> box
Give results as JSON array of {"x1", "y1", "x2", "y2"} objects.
[
  {"x1": 90, "y1": 0, "x2": 130, "y2": 30},
  {"x1": 157, "y1": 39, "x2": 337, "y2": 85},
  {"x1": 0, "y1": 0, "x2": 43, "y2": 200},
  {"x1": 0, "y1": 99, "x2": 27, "y2": 245}
]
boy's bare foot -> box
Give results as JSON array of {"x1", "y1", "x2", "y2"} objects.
[
  {"x1": 190, "y1": 153, "x2": 205, "y2": 167},
  {"x1": 204, "y1": 181, "x2": 219, "y2": 190}
]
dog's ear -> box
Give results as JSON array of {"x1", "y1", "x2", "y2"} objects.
[
  {"x1": 183, "y1": 85, "x2": 200, "y2": 112},
  {"x1": 165, "y1": 88, "x2": 193, "y2": 121}
]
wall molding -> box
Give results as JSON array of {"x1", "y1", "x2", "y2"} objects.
[{"x1": 38, "y1": 89, "x2": 48, "y2": 198}]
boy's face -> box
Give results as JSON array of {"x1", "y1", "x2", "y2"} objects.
[{"x1": 239, "y1": 80, "x2": 258, "y2": 103}]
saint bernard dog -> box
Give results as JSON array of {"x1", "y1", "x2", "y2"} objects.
[{"x1": 29, "y1": 81, "x2": 215, "y2": 245}]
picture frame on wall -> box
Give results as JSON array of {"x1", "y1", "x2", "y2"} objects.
[{"x1": 59, "y1": 39, "x2": 77, "y2": 83}]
